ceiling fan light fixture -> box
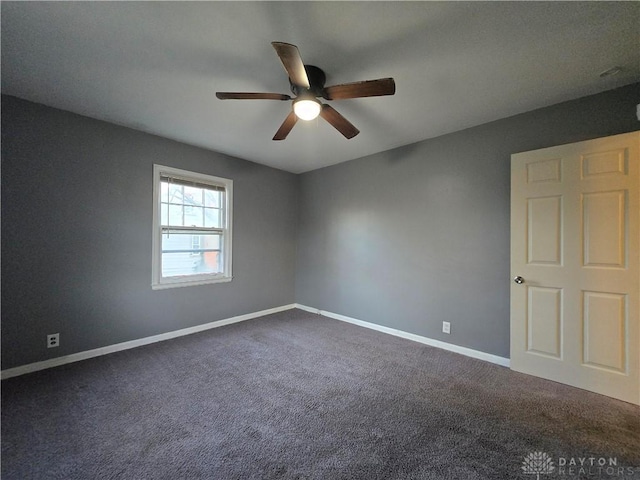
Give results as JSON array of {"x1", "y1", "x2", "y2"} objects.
[{"x1": 293, "y1": 98, "x2": 321, "y2": 121}]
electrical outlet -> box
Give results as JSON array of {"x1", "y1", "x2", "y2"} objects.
[
  {"x1": 442, "y1": 322, "x2": 451, "y2": 334},
  {"x1": 47, "y1": 333, "x2": 60, "y2": 348}
]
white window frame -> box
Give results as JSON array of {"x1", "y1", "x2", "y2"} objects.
[{"x1": 152, "y1": 164, "x2": 233, "y2": 289}]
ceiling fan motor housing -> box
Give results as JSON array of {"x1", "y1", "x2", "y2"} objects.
[{"x1": 290, "y1": 65, "x2": 326, "y2": 98}]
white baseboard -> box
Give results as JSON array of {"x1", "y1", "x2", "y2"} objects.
[
  {"x1": 1, "y1": 304, "x2": 297, "y2": 380},
  {"x1": 2, "y1": 303, "x2": 509, "y2": 380},
  {"x1": 295, "y1": 304, "x2": 320, "y2": 314},
  {"x1": 295, "y1": 304, "x2": 510, "y2": 368}
]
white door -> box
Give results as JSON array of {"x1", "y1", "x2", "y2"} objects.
[{"x1": 510, "y1": 131, "x2": 639, "y2": 405}]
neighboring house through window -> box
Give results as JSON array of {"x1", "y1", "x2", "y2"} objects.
[{"x1": 152, "y1": 165, "x2": 233, "y2": 289}]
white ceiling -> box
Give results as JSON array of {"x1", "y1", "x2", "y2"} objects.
[{"x1": 2, "y1": 2, "x2": 638, "y2": 174}]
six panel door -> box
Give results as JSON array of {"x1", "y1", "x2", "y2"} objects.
[{"x1": 510, "y1": 131, "x2": 639, "y2": 405}]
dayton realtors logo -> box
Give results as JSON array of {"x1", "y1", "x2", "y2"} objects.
[
  {"x1": 522, "y1": 452, "x2": 640, "y2": 478},
  {"x1": 522, "y1": 451, "x2": 555, "y2": 479},
  {"x1": 556, "y1": 456, "x2": 639, "y2": 477}
]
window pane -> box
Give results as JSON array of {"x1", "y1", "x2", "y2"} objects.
[
  {"x1": 161, "y1": 231, "x2": 222, "y2": 277},
  {"x1": 205, "y1": 190, "x2": 221, "y2": 208},
  {"x1": 160, "y1": 203, "x2": 168, "y2": 225},
  {"x1": 168, "y1": 183, "x2": 182, "y2": 203},
  {"x1": 184, "y1": 206, "x2": 205, "y2": 227},
  {"x1": 161, "y1": 182, "x2": 169, "y2": 202},
  {"x1": 162, "y1": 230, "x2": 221, "y2": 251},
  {"x1": 203, "y1": 234, "x2": 221, "y2": 250},
  {"x1": 204, "y1": 208, "x2": 221, "y2": 228},
  {"x1": 168, "y1": 204, "x2": 183, "y2": 225},
  {"x1": 161, "y1": 252, "x2": 221, "y2": 277},
  {"x1": 184, "y1": 186, "x2": 203, "y2": 206}
]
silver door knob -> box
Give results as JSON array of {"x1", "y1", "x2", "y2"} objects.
[{"x1": 514, "y1": 276, "x2": 525, "y2": 284}]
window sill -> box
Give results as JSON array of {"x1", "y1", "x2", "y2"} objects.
[{"x1": 152, "y1": 276, "x2": 233, "y2": 290}]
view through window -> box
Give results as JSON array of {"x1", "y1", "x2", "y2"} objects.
[{"x1": 152, "y1": 165, "x2": 232, "y2": 288}]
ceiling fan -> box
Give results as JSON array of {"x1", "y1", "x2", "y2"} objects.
[{"x1": 216, "y1": 42, "x2": 396, "y2": 140}]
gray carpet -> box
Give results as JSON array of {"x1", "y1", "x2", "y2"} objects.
[{"x1": 2, "y1": 309, "x2": 639, "y2": 479}]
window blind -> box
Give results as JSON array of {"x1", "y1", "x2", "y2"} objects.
[{"x1": 160, "y1": 175, "x2": 226, "y2": 192}]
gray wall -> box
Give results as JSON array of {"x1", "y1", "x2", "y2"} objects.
[
  {"x1": 296, "y1": 83, "x2": 640, "y2": 358},
  {"x1": 1, "y1": 95, "x2": 298, "y2": 369},
  {"x1": 3, "y1": 84, "x2": 639, "y2": 370}
]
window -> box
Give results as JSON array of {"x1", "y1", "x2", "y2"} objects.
[{"x1": 152, "y1": 165, "x2": 232, "y2": 289}]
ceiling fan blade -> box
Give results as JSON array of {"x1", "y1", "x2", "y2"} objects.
[
  {"x1": 323, "y1": 78, "x2": 395, "y2": 100},
  {"x1": 319, "y1": 104, "x2": 360, "y2": 139},
  {"x1": 216, "y1": 92, "x2": 291, "y2": 100},
  {"x1": 271, "y1": 42, "x2": 310, "y2": 88},
  {"x1": 273, "y1": 111, "x2": 298, "y2": 141}
]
